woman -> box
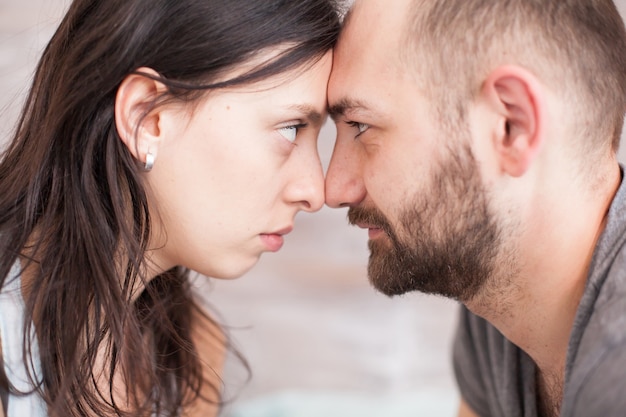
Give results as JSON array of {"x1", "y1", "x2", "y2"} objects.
[{"x1": 0, "y1": 0, "x2": 340, "y2": 416}]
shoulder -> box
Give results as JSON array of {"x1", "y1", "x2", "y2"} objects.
[
  {"x1": 564, "y1": 271, "x2": 626, "y2": 415},
  {"x1": 565, "y1": 342, "x2": 626, "y2": 417},
  {"x1": 453, "y1": 307, "x2": 491, "y2": 416},
  {"x1": 582, "y1": 247, "x2": 626, "y2": 348},
  {"x1": 570, "y1": 193, "x2": 626, "y2": 364},
  {"x1": 453, "y1": 305, "x2": 512, "y2": 366},
  {"x1": 562, "y1": 223, "x2": 626, "y2": 416},
  {"x1": 453, "y1": 306, "x2": 529, "y2": 417}
]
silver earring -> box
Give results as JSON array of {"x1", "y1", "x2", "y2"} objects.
[{"x1": 144, "y1": 152, "x2": 155, "y2": 171}]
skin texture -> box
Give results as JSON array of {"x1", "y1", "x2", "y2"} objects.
[
  {"x1": 116, "y1": 51, "x2": 332, "y2": 282},
  {"x1": 115, "y1": 52, "x2": 331, "y2": 416},
  {"x1": 458, "y1": 399, "x2": 479, "y2": 417},
  {"x1": 1, "y1": 50, "x2": 332, "y2": 416},
  {"x1": 0, "y1": 0, "x2": 341, "y2": 412},
  {"x1": 327, "y1": 0, "x2": 510, "y2": 303},
  {"x1": 326, "y1": 0, "x2": 621, "y2": 415}
]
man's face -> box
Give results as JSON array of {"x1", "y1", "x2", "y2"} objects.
[{"x1": 326, "y1": 0, "x2": 509, "y2": 301}]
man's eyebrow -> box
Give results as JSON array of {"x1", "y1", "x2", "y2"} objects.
[
  {"x1": 287, "y1": 104, "x2": 324, "y2": 126},
  {"x1": 328, "y1": 98, "x2": 372, "y2": 120}
]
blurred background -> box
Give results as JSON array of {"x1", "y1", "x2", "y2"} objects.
[{"x1": 2, "y1": 1, "x2": 626, "y2": 416}]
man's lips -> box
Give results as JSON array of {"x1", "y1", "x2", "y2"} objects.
[
  {"x1": 354, "y1": 222, "x2": 385, "y2": 239},
  {"x1": 354, "y1": 222, "x2": 379, "y2": 230}
]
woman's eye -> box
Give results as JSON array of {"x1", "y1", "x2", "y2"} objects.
[{"x1": 278, "y1": 125, "x2": 303, "y2": 143}]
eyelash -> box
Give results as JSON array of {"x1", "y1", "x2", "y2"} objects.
[
  {"x1": 346, "y1": 121, "x2": 370, "y2": 138},
  {"x1": 278, "y1": 123, "x2": 307, "y2": 144}
]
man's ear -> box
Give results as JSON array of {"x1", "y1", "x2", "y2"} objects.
[
  {"x1": 115, "y1": 67, "x2": 166, "y2": 168},
  {"x1": 481, "y1": 65, "x2": 546, "y2": 177}
]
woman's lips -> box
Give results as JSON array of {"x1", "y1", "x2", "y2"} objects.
[
  {"x1": 260, "y1": 233, "x2": 285, "y2": 252},
  {"x1": 260, "y1": 226, "x2": 293, "y2": 252}
]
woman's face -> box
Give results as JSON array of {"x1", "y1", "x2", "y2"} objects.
[{"x1": 145, "y1": 52, "x2": 332, "y2": 279}]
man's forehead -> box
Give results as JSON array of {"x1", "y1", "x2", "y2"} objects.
[
  {"x1": 328, "y1": 0, "x2": 418, "y2": 114},
  {"x1": 335, "y1": 0, "x2": 411, "y2": 68},
  {"x1": 345, "y1": 0, "x2": 413, "y2": 36}
]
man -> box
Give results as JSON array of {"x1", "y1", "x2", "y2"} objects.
[{"x1": 325, "y1": 0, "x2": 626, "y2": 416}]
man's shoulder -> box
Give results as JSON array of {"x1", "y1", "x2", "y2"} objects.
[
  {"x1": 563, "y1": 318, "x2": 626, "y2": 417},
  {"x1": 571, "y1": 233, "x2": 626, "y2": 367},
  {"x1": 599, "y1": 240, "x2": 626, "y2": 298},
  {"x1": 453, "y1": 306, "x2": 535, "y2": 417},
  {"x1": 586, "y1": 242, "x2": 626, "y2": 342},
  {"x1": 563, "y1": 251, "x2": 626, "y2": 415},
  {"x1": 560, "y1": 194, "x2": 626, "y2": 415}
]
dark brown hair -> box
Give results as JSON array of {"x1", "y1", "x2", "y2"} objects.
[
  {"x1": 404, "y1": 0, "x2": 626, "y2": 154},
  {"x1": 0, "y1": 0, "x2": 340, "y2": 415}
]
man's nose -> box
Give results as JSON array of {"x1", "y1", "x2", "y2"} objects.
[{"x1": 325, "y1": 137, "x2": 366, "y2": 208}]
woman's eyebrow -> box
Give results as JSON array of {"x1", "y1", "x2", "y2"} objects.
[{"x1": 287, "y1": 104, "x2": 325, "y2": 126}]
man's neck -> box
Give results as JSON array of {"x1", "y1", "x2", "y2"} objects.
[
  {"x1": 465, "y1": 162, "x2": 621, "y2": 387},
  {"x1": 536, "y1": 367, "x2": 563, "y2": 417}
]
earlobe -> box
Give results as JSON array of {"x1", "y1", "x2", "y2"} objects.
[
  {"x1": 483, "y1": 65, "x2": 546, "y2": 177},
  {"x1": 115, "y1": 67, "x2": 165, "y2": 168}
]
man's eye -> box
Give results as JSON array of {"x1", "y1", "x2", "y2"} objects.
[
  {"x1": 347, "y1": 121, "x2": 370, "y2": 136},
  {"x1": 278, "y1": 124, "x2": 305, "y2": 143}
]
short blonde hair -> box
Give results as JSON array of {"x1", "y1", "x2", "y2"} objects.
[{"x1": 404, "y1": 0, "x2": 626, "y2": 153}]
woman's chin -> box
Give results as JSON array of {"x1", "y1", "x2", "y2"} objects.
[{"x1": 201, "y1": 256, "x2": 262, "y2": 280}]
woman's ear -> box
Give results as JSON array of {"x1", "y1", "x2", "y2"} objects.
[
  {"x1": 480, "y1": 65, "x2": 546, "y2": 177},
  {"x1": 115, "y1": 67, "x2": 166, "y2": 169}
]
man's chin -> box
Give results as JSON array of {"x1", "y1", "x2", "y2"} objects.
[
  {"x1": 366, "y1": 247, "x2": 468, "y2": 299},
  {"x1": 368, "y1": 276, "x2": 414, "y2": 297},
  {"x1": 366, "y1": 247, "x2": 416, "y2": 297}
]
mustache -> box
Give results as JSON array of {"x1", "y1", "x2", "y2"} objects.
[{"x1": 347, "y1": 206, "x2": 393, "y2": 234}]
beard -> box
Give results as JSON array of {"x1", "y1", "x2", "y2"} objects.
[{"x1": 348, "y1": 144, "x2": 505, "y2": 302}]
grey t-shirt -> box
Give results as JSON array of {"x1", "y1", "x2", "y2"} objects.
[{"x1": 453, "y1": 170, "x2": 626, "y2": 417}]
